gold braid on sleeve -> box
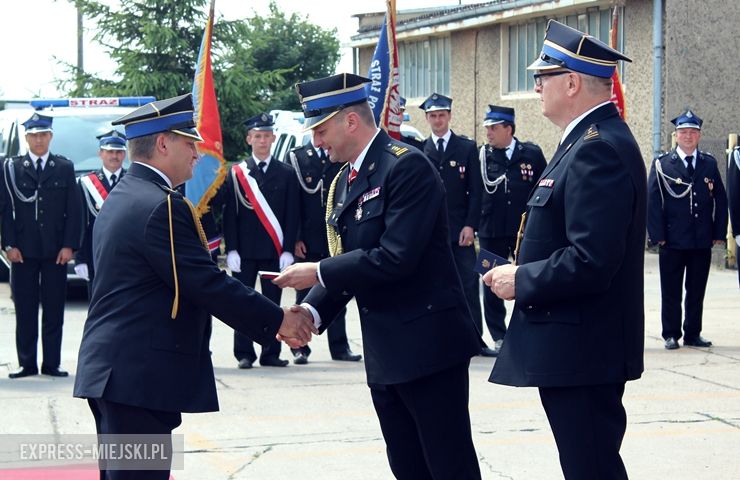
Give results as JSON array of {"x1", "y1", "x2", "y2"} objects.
[
  {"x1": 325, "y1": 163, "x2": 349, "y2": 257},
  {"x1": 166, "y1": 194, "x2": 210, "y2": 320}
]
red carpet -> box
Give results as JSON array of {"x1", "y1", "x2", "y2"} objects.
[{"x1": 0, "y1": 466, "x2": 175, "y2": 479}]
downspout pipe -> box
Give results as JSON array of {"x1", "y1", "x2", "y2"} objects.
[{"x1": 652, "y1": 0, "x2": 663, "y2": 157}]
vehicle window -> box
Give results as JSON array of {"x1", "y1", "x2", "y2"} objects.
[
  {"x1": 43, "y1": 114, "x2": 130, "y2": 173},
  {"x1": 282, "y1": 136, "x2": 297, "y2": 163},
  {"x1": 272, "y1": 133, "x2": 287, "y2": 161}
]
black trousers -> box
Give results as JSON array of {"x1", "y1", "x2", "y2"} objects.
[
  {"x1": 10, "y1": 257, "x2": 67, "y2": 369},
  {"x1": 292, "y1": 283, "x2": 350, "y2": 358},
  {"x1": 478, "y1": 236, "x2": 517, "y2": 341},
  {"x1": 370, "y1": 361, "x2": 481, "y2": 480},
  {"x1": 658, "y1": 246, "x2": 712, "y2": 341},
  {"x1": 232, "y1": 258, "x2": 283, "y2": 362},
  {"x1": 539, "y1": 383, "x2": 628, "y2": 480},
  {"x1": 450, "y1": 243, "x2": 482, "y2": 338},
  {"x1": 88, "y1": 398, "x2": 182, "y2": 480}
]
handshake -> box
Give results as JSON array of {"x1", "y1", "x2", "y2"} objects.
[{"x1": 277, "y1": 304, "x2": 318, "y2": 348}]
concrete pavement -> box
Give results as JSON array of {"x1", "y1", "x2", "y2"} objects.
[{"x1": 0, "y1": 252, "x2": 739, "y2": 479}]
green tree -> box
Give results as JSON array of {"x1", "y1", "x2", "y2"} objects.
[
  {"x1": 61, "y1": 0, "x2": 339, "y2": 160},
  {"x1": 246, "y1": 1, "x2": 341, "y2": 110}
]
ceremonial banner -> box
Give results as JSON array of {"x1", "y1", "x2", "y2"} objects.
[
  {"x1": 185, "y1": 0, "x2": 226, "y2": 217},
  {"x1": 366, "y1": 0, "x2": 402, "y2": 139},
  {"x1": 610, "y1": 6, "x2": 627, "y2": 119}
]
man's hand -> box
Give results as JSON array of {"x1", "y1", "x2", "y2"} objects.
[
  {"x1": 226, "y1": 250, "x2": 241, "y2": 272},
  {"x1": 294, "y1": 240, "x2": 307, "y2": 259},
  {"x1": 56, "y1": 247, "x2": 73, "y2": 265},
  {"x1": 482, "y1": 264, "x2": 518, "y2": 301},
  {"x1": 273, "y1": 262, "x2": 319, "y2": 290},
  {"x1": 74, "y1": 263, "x2": 89, "y2": 281},
  {"x1": 6, "y1": 247, "x2": 23, "y2": 263},
  {"x1": 458, "y1": 226, "x2": 475, "y2": 247},
  {"x1": 277, "y1": 305, "x2": 318, "y2": 347}
]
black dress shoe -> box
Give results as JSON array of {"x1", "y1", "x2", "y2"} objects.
[
  {"x1": 664, "y1": 337, "x2": 679, "y2": 350},
  {"x1": 480, "y1": 347, "x2": 497, "y2": 357},
  {"x1": 9, "y1": 366, "x2": 38, "y2": 379},
  {"x1": 684, "y1": 336, "x2": 713, "y2": 347},
  {"x1": 260, "y1": 357, "x2": 289, "y2": 367},
  {"x1": 331, "y1": 350, "x2": 362, "y2": 362},
  {"x1": 237, "y1": 358, "x2": 253, "y2": 369},
  {"x1": 41, "y1": 367, "x2": 69, "y2": 377},
  {"x1": 293, "y1": 352, "x2": 308, "y2": 365}
]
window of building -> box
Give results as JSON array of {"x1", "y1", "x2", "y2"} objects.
[
  {"x1": 506, "y1": 7, "x2": 624, "y2": 93},
  {"x1": 398, "y1": 36, "x2": 451, "y2": 98}
]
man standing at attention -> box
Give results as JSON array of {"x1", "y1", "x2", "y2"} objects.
[
  {"x1": 1, "y1": 113, "x2": 82, "y2": 379},
  {"x1": 276, "y1": 73, "x2": 482, "y2": 479},
  {"x1": 421, "y1": 93, "x2": 491, "y2": 356},
  {"x1": 484, "y1": 20, "x2": 646, "y2": 479},
  {"x1": 648, "y1": 110, "x2": 727, "y2": 348},
  {"x1": 477, "y1": 105, "x2": 546, "y2": 355},
  {"x1": 223, "y1": 113, "x2": 300, "y2": 369}
]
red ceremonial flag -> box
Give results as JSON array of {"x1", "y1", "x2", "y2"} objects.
[
  {"x1": 185, "y1": 0, "x2": 226, "y2": 217},
  {"x1": 609, "y1": 7, "x2": 627, "y2": 120}
]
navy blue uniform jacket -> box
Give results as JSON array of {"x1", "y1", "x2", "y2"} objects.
[
  {"x1": 305, "y1": 131, "x2": 481, "y2": 385},
  {"x1": 74, "y1": 163, "x2": 283, "y2": 413},
  {"x1": 223, "y1": 157, "x2": 300, "y2": 259},
  {"x1": 647, "y1": 149, "x2": 728, "y2": 249},
  {"x1": 75, "y1": 168, "x2": 125, "y2": 276},
  {"x1": 423, "y1": 132, "x2": 481, "y2": 242},
  {"x1": 291, "y1": 144, "x2": 342, "y2": 257},
  {"x1": 729, "y1": 148, "x2": 740, "y2": 238},
  {"x1": 1, "y1": 153, "x2": 81, "y2": 257},
  {"x1": 479, "y1": 139, "x2": 547, "y2": 238},
  {"x1": 490, "y1": 103, "x2": 646, "y2": 387}
]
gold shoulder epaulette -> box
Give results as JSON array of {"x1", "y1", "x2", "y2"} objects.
[
  {"x1": 389, "y1": 144, "x2": 409, "y2": 157},
  {"x1": 583, "y1": 125, "x2": 600, "y2": 141}
]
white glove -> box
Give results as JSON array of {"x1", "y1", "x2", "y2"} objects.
[
  {"x1": 226, "y1": 250, "x2": 241, "y2": 273},
  {"x1": 279, "y1": 251, "x2": 294, "y2": 271},
  {"x1": 74, "y1": 263, "x2": 89, "y2": 281}
]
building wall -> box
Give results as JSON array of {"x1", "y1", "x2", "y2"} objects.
[{"x1": 664, "y1": 0, "x2": 740, "y2": 169}]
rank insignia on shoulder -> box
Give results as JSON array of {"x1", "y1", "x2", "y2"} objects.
[
  {"x1": 583, "y1": 126, "x2": 599, "y2": 141},
  {"x1": 389, "y1": 145, "x2": 409, "y2": 157},
  {"x1": 449, "y1": 160, "x2": 457, "y2": 167}
]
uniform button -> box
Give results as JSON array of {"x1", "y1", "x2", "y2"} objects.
[
  {"x1": 263, "y1": 326, "x2": 269, "y2": 332},
  {"x1": 361, "y1": 307, "x2": 369, "y2": 314},
  {"x1": 426, "y1": 304, "x2": 433, "y2": 310},
  {"x1": 535, "y1": 196, "x2": 540, "y2": 201},
  {"x1": 507, "y1": 201, "x2": 511, "y2": 205},
  {"x1": 693, "y1": 192, "x2": 697, "y2": 196},
  {"x1": 546, "y1": 311, "x2": 551, "y2": 316},
  {"x1": 526, "y1": 305, "x2": 533, "y2": 310},
  {"x1": 694, "y1": 214, "x2": 699, "y2": 218},
  {"x1": 38, "y1": 197, "x2": 43, "y2": 201},
  {"x1": 342, "y1": 291, "x2": 349, "y2": 296},
  {"x1": 694, "y1": 203, "x2": 698, "y2": 207}
]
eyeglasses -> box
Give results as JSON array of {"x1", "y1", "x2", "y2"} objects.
[{"x1": 533, "y1": 71, "x2": 571, "y2": 87}]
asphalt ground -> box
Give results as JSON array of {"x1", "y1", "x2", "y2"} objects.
[{"x1": 0, "y1": 251, "x2": 738, "y2": 479}]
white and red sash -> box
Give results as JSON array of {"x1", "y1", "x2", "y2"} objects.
[
  {"x1": 232, "y1": 163, "x2": 284, "y2": 255},
  {"x1": 80, "y1": 172, "x2": 109, "y2": 210}
]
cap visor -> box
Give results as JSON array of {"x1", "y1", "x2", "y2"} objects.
[
  {"x1": 527, "y1": 57, "x2": 562, "y2": 71},
  {"x1": 302, "y1": 111, "x2": 340, "y2": 131},
  {"x1": 172, "y1": 128, "x2": 203, "y2": 142},
  {"x1": 483, "y1": 119, "x2": 505, "y2": 127},
  {"x1": 25, "y1": 127, "x2": 53, "y2": 134},
  {"x1": 100, "y1": 145, "x2": 127, "y2": 151}
]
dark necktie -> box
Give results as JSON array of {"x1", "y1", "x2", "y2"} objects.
[
  {"x1": 492, "y1": 147, "x2": 508, "y2": 164},
  {"x1": 258, "y1": 161, "x2": 267, "y2": 172},
  {"x1": 436, "y1": 138, "x2": 445, "y2": 155},
  {"x1": 685, "y1": 155, "x2": 694, "y2": 177},
  {"x1": 318, "y1": 149, "x2": 327, "y2": 162},
  {"x1": 110, "y1": 174, "x2": 117, "y2": 187},
  {"x1": 36, "y1": 158, "x2": 42, "y2": 178}
]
